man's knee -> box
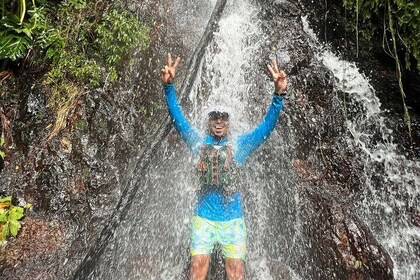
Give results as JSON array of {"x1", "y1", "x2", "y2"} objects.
[
  {"x1": 190, "y1": 255, "x2": 210, "y2": 279},
  {"x1": 225, "y1": 258, "x2": 245, "y2": 280},
  {"x1": 191, "y1": 255, "x2": 209, "y2": 269}
]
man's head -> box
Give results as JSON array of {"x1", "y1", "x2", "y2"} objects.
[{"x1": 208, "y1": 111, "x2": 229, "y2": 138}]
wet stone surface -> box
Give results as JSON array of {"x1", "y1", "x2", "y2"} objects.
[
  {"x1": 0, "y1": 3, "x2": 168, "y2": 279},
  {"x1": 300, "y1": 187, "x2": 394, "y2": 280}
]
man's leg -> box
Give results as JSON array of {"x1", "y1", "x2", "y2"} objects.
[
  {"x1": 219, "y1": 218, "x2": 247, "y2": 280},
  {"x1": 225, "y1": 258, "x2": 245, "y2": 280},
  {"x1": 190, "y1": 254, "x2": 210, "y2": 280},
  {"x1": 190, "y1": 216, "x2": 216, "y2": 280}
]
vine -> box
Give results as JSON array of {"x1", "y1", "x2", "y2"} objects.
[
  {"x1": 387, "y1": 0, "x2": 411, "y2": 137},
  {"x1": 342, "y1": 0, "x2": 419, "y2": 136}
]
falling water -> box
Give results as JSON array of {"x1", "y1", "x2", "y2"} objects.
[
  {"x1": 72, "y1": 0, "x2": 419, "y2": 279},
  {"x1": 303, "y1": 16, "x2": 420, "y2": 280}
]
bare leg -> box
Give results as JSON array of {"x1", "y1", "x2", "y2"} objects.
[
  {"x1": 190, "y1": 254, "x2": 211, "y2": 280},
  {"x1": 225, "y1": 258, "x2": 245, "y2": 280}
]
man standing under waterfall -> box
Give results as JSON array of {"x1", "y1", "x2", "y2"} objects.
[{"x1": 161, "y1": 53, "x2": 287, "y2": 280}]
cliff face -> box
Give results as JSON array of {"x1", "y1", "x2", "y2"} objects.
[
  {"x1": 300, "y1": 0, "x2": 420, "y2": 150},
  {"x1": 0, "y1": 1, "x2": 173, "y2": 278}
]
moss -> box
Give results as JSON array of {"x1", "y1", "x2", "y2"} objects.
[{"x1": 1, "y1": 0, "x2": 150, "y2": 141}]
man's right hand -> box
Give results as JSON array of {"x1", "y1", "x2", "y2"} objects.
[
  {"x1": 161, "y1": 53, "x2": 181, "y2": 84},
  {"x1": 267, "y1": 59, "x2": 288, "y2": 94}
]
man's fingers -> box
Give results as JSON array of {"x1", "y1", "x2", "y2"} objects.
[
  {"x1": 168, "y1": 53, "x2": 172, "y2": 67},
  {"x1": 169, "y1": 69, "x2": 175, "y2": 78},
  {"x1": 272, "y1": 59, "x2": 279, "y2": 72},
  {"x1": 173, "y1": 57, "x2": 181, "y2": 68},
  {"x1": 278, "y1": 70, "x2": 287, "y2": 79},
  {"x1": 267, "y1": 64, "x2": 275, "y2": 78},
  {"x1": 161, "y1": 67, "x2": 170, "y2": 74}
]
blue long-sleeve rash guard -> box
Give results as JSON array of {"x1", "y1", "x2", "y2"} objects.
[{"x1": 164, "y1": 83, "x2": 284, "y2": 221}]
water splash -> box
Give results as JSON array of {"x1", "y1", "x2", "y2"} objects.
[
  {"x1": 303, "y1": 15, "x2": 420, "y2": 280},
  {"x1": 75, "y1": 2, "x2": 418, "y2": 280}
]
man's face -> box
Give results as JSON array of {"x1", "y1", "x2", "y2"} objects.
[{"x1": 208, "y1": 111, "x2": 229, "y2": 138}]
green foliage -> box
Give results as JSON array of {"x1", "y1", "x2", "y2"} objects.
[
  {"x1": 0, "y1": 1, "x2": 50, "y2": 60},
  {"x1": 0, "y1": 196, "x2": 26, "y2": 245},
  {"x1": 44, "y1": 1, "x2": 149, "y2": 88},
  {"x1": 1, "y1": 0, "x2": 150, "y2": 84},
  {"x1": 95, "y1": 9, "x2": 149, "y2": 65},
  {"x1": 342, "y1": 0, "x2": 418, "y2": 136},
  {"x1": 343, "y1": 0, "x2": 420, "y2": 70},
  {"x1": 394, "y1": 0, "x2": 420, "y2": 68},
  {"x1": 1, "y1": 0, "x2": 150, "y2": 139}
]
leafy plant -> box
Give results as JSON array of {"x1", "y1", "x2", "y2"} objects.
[
  {"x1": 0, "y1": 196, "x2": 26, "y2": 245},
  {"x1": 95, "y1": 9, "x2": 149, "y2": 65},
  {"x1": 1, "y1": 0, "x2": 150, "y2": 140},
  {"x1": 342, "y1": 0, "x2": 420, "y2": 70},
  {"x1": 42, "y1": 2, "x2": 149, "y2": 87},
  {"x1": 0, "y1": 0, "x2": 48, "y2": 61},
  {"x1": 394, "y1": 0, "x2": 420, "y2": 67},
  {"x1": 342, "y1": 0, "x2": 419, "y2": 136}
]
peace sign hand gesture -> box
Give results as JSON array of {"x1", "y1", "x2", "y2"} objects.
[
  {"x1": 267, "y1": 60, "x2": 288, "y2": 94},
  {"x1": 161, "y1": 53, "x2": 181, "y2": 84}
]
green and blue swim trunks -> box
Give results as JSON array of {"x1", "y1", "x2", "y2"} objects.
[{"x1": 190, "y1": 215, "x2": 247, "y2": 260}]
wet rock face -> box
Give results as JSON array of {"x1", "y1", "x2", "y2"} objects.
[
  {"x1": 0, "y1": 2, "x2": 171, "y2": 279},
  {"x1": 300, "y1": 0, "x2": 420, "y2": 151},
  {"x1": 242, "y1": 1, "x2": 399, "y2": 279},
  {"x1": 301, "y1": 188, "x2": 394, "y2": 280},
  {"x1": 0, "y1": 218, "x2": 67, "y2": 280}
]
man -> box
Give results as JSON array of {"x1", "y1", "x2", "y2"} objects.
[{"x1": 161, "y1": 53, "x2": 287, "y2": 280}]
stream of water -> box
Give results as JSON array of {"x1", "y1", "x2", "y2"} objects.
[
  {"x1": 73, "y1": 0, "x2": 419, "y2": 279},
  {"x1": 302, "y1": 16, "x2": 420, "y2": 280}
]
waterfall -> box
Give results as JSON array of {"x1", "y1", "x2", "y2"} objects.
[
  {"x1": 72, "y1": 0, "x2": 419, "y2": 279},
  {"x1": 303, "y1": 16, "x2": 420, "y2": 280}
]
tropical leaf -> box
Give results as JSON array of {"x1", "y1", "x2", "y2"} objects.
[
  {"x1": 0, "y1": 209, "x2": 7, "y2": 222},
  {"x1": 9, "y1": 220, "x2": 21, "y2": 237},
  {"x1": 0, "y1": 33, "x2": 32, "y2": 60},
  {"x1": 0, "y1": 13, "x2": 22, "y2": 29},
  {"x1": 0, "y1": 196, "x2": 12, "y2": 203},
  {"x1": 9, "y1": 206, "x2": 24, "y2": 221}
]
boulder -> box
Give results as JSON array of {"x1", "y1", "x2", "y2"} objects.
[{"x1": 300, "y1": 186, "x2": 394, "y2": 280}]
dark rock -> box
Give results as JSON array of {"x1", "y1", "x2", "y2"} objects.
[
  {"x1": 300, "y1": 187, "x2": 394, "y2": 280},
  {"x1": 300, "y1": 0, "x2": 420, "y2": 152}
]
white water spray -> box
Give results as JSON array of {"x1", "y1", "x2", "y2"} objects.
[{"x1": 303, "y1": 15, "x2": 420, "y2": 280}]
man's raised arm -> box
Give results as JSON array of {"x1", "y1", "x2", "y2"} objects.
[
  {"x1": 162, "y1": 53, "x2": 201, "y2": 152},
  {"x1": 234, "y1": 60, "x2": 288, "y2": 165}
]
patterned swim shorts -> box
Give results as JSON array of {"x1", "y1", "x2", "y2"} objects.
[{"x1": 190, "y1": 216, "x2": 247, "y2": 260}]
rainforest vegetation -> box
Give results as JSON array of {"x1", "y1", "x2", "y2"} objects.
[
  {"x1": 341, "y1": 0, "x2": 419, "y2": 134},
  {"x1": 1, "y1": 0, "x2": 149, "y2": 170},
  {"x1": 0, "y1": 0, "x2": 150, "y2": 243}
]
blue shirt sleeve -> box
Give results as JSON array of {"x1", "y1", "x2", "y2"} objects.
[
  {"x1": 234, "y1": 95, "x2": 284, "y2": 165},
  {"x1": 164, "y1": 83, "x2": 201, "y2": 153}
]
